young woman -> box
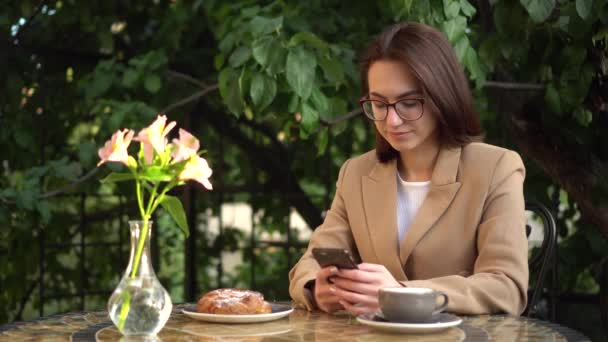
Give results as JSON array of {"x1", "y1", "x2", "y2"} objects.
[{"x1": 288, "y1": 22, "x2": 529, "y2": 316}]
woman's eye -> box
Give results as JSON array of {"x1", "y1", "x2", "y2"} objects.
[
  {"x1": 398, "y1": 100, "x2": 418, "y2": 108},
  {"x1": 373, "y1": 102, "x2": 386, "y2": 109}
]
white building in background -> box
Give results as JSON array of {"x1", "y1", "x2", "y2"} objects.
[{"x1": 202, "y1": 203, "x2": 312, "y2": 276}]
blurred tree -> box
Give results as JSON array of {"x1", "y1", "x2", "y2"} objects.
[{"x1": 0, "y1": 0, "x2": 606, "y2": 331}]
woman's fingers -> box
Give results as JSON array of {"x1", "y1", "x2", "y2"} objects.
[
  {"x1": 339, "y1": 300, "x2": 378, "y2": 315},
  {"x1": 315, "y1": 267, "x2": 345, "y2": 313},
  {"x1": 332, "y1": 277, "x2": 377, "y2": 295},
  {"x1": 316, "y1": 266, "x2": 339, "y2": 285},
  {"x1": 356, "y1": 263, "x2": 385, "y2": 272},
  {"x1": 333, "y1": 286, "x2": 378, "y2": 307},
  {"x1": 336, "y1": 268, "x2": 375, "y2": 283}
]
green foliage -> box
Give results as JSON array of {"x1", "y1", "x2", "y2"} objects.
[
  {"x1": 1, "y1": 0, "x2": 606, "y2": 330},
  {"x1": 159, "y1": 196, "x2": 189, "y2": 238}
]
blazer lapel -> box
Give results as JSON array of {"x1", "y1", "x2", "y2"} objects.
[
  {"x1": 362, "y1": 159, "x2": 407, "y2": 281},
  {"x1": 399, "y1": 147, "x2": 462, "y2": 266}
]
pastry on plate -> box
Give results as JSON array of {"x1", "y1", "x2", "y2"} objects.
[{"x1": 197, "y1": 288, "x2": 272, "y2": 315}]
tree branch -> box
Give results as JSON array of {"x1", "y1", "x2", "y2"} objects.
[
  {"x1": 484, "y1": 81, "x2": 546, "y2": 91},
  {"x1": 1, "y1": 168, "x2": 101, "y2": 205},
  {"x1": 165, "y1": 70, "x2": 209, "y2": 89},
  {"x1": 508, "y1": 113, "x2": 608, "y2": 239},
  {"x1": 14, "y1": 1, "x2": 47, "y2": 43},
  {"x1": 39, "y1": 168, "x2": 100, "y2": 199},
  {"x1": 161, "y1": 84, "x2": 219, "y2": 114},
  {"x1": 14, "y1": 278, "x2": 38, "y2": 321},
  {"x1": 320, "y1": 108, "x2": 363, "y2": 126},
  {"x1": 477, "y1": 0, "x2": 493, "y2": 33}
]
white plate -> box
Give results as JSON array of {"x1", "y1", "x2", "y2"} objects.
[
  {"x1": 357, "y1": 313, "x2": 462, "y2": 334},
  {"x1": 182, "y1": 303, "x2": 293, "y2": 323}
]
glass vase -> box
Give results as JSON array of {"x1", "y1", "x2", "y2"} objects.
[{"x1": 107, "y1": 220, "x2": 172, "y2": 337}]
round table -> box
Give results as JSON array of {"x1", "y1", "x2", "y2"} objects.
[{"x1": 0, "y1": 304, "x2": 590, "y2": 341}]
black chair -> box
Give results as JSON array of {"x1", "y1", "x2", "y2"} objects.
[{"x1": 524, "y1": 200, "x2": 557, "y2": 319}]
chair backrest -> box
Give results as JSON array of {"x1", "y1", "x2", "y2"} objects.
[{"x1": 524, "y1": 200, "x2": 557, "y2": 318}]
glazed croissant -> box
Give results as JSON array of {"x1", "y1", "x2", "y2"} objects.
[{"x1": 197, "y1": 288, "x2": 272, "y2": 315}]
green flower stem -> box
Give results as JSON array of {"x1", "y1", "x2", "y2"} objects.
[
  {"x1": 130, "y1": 217, "x2": 149, "y2": 279},
  {"x1": 134, "y1": 173, "x2": 145, "y2": 219},
  {"x1": 145, "y1": 183, "x2": 160, "y2": 218},
  {"x1": 149, "y1": 181, "x2": 176, "y2": 214},
  {"x1": 118, "y1": 176, "x2": 154, "y2": 331}
]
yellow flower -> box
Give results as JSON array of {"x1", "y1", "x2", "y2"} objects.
[
  {"x1": 178, "y1": 156, "x2": 213, "y2": 190},
  {"x1": 97, "y1": 129, "x2": 135, "y2": 166},
  {"x1": 172, "y1": 128, "x2": 200, "y2": 163},
  {"x1": 135, "y1": 114, "x2": 176, "y2": 163}
]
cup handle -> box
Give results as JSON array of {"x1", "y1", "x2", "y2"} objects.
[{"x1": 432, "y1": 291, "x2": 449, "y2": 315}]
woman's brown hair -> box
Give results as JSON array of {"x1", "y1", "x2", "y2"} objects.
[{"x1": 360, "y1": 22, "x2": 483, "y2": 162}]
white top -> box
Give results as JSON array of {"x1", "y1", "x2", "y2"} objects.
[{"x1": 396, "y1": 172, "x2": 431, "y2": 244}]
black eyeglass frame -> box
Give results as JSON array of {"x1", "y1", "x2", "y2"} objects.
[{"x1": 359, "y1": 98, "x2": 426, "y2": 121}]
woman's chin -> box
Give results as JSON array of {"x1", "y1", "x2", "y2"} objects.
[{"x1": 388, "y1": 140, "x2": 419, "y2": 152}]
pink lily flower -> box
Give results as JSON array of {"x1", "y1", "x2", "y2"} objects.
[
  {"x1": 135, "y1": 114, "x2": 177, "y2": 163},
  {"x1": 97, "y1": 129, "x2": 135, "y2": 166},
  {"x1": 179, "y1": 156, "x2": 213, "y2": 190},
  {"x1": 172, "y1": 128, "x2": 200, "y2": 163}
]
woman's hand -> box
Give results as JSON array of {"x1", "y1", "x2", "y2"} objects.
[
  {"x1": 313, "y1": 266, "x2": 345, "y2": 313},
  {"x1": 331, "y1": 263, "x2": 402, "y2": 315}
]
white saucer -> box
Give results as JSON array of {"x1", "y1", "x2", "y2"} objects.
[
  {"x1": 357, "y1": 313, "x2": 462, "y2": 334},
  {"x1": 182, "y1": 303, "x2": 293, "y2": 323}
]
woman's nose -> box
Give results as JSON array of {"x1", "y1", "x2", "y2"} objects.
[{"x1": 386, "y1": 105, "x2": 403, "y2": 126}]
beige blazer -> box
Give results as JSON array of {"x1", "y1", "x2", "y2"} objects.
[{"x1": 288, "y1": 142, "x2": 529, "y2": 315}]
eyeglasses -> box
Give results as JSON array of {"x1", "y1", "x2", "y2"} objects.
[{"x1": 359, "y1": 98, "x2": 425, "y2": 121}]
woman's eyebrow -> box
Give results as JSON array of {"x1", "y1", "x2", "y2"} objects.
[{"x1": 369, "y1": 90, "x2": 422, "y2": 99}]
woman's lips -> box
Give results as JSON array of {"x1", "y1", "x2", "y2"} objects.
[{"x1": 387, "y1": 131, "x2": 413, "y2": 140}]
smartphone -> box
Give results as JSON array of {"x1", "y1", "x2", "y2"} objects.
[{"x1": 312, "y1": 247, "x2": 359, "y2": 269}]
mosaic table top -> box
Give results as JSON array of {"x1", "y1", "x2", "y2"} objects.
[{"x1": 0, "y1": 303, "x2": 590, "y2": 341}]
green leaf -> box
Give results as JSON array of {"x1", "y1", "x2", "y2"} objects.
[
  {"x1": 218, "y1": 68, "x2": 244, "y2": 115},
  {"x1": 465, "y1": 48, "x2": 485, "y2": 86},
  {"x1": 442, "y1": 16, "x2": 467, "y2": 43},
  {"x1": 286, "y1": 47, "x2": 317, "y2": 100},
  {"x1": 16, "y1": 189, "x2": 36, "y2": 210},
  {"x1": 459, "y1": 0, "x2": 476, "y2": 17},
  {"x1": 100, "y1": 172, "x2": 135, "y2": 183},
  {"x1": 78, "y1": 142, "x2": 97, "y2": 167},
  {"x1": 214, "y1": 53, "x2": 225, "y2": 70},
  {"x1": 454, "y1": 35, "x2": 470, "y2": 63},
  {"x1": 86, "y1": 73, "x2": 112, "y2": 102},
  {"x1": 544, "y1": 83, "x2": 561, "y2": 114},
  {"x1": 219, "y1": 33, "x2": 236, "y2": 52},
  {"x1": 575, "y1": 0, "x2": 592, "y2": 19},
  {"x1": 574, "y1": 108, "x2": 593, "y2": 127},
  {"x1": 289, "y1": 32, "x2": 329, "y2": 55},
  {"x1": 559, "y1": 45, "x2": 587, "y2": 68},
  {"x1": 250, "y1": 16, "x2": 283, "y2": 36},
  {"x1": 122, "y1": 69, "x2": 139, "y2": 88},
  {"x1": 520, "y1": 0, "x2": 556, "y2": 23},
  {"x1": 228, "y1": 46, "x2": 252, "y2": 68},
  {"x1": 443, "y1": 0, "x2": 461, "y2": 18},
  {"x1": 288, "y1": 94, "x2": 300, "y2": 113},
  {"x1": 141, "y1": 167, "x2": 173, "y2": 182},
  {"x1": 318, "y1": 57, "x2": 344, "y2": 86},
  {"x1": 36, "y1": 201, "x2": 51, "y2": 224},
  {"x1": 478, "y1": 36, "x2": 501, "y2": 73},
  {"x1": 317, "y1": 128, "x2": 329, "y2": 156},
  {"x1": 250, "y1": 72, "x2": 277, "y2": 110},
  {"x1": 252, "y1": 37, "x2": 287, "y2": 74},
  {"x1": 50, "y1": 160, "x2": 82, "y2": 181},
  {"x1": 252, "y1": 37, "x2": 273, "y2": 67},
  {"x1": 311, "y1": 88, "x2": 330, "y2": 115},
  {"x1": 301, "y1": 102, "x2": 319, "y2": 134},
  {"x1": 144, "y1": 75, "x2": 162, "y2": 93},
  {"x1": 160, "y1": 195, "x2": 189, "y2": 238}
]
